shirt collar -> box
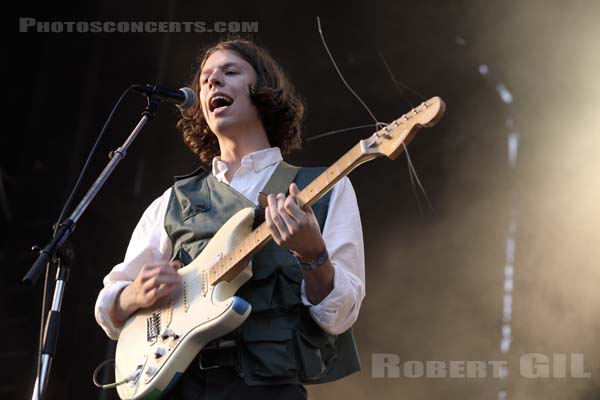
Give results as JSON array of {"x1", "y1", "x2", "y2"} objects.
[{"x1": 211, "y1": 147, "x2": 283, "y2": 180}]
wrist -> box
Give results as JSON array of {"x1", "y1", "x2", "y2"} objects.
[
  {"x1": 116, "y1": 284, "x2": 138, "y2": 318},
  {"x1": 291, "y1": 246, "x2": 329, "y2": 271},
  {"x1": 291, "y1": 239, "x2": 327, "y2": 263}
]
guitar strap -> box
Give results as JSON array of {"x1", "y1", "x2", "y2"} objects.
[{"x1": 257, "y1": 161, "x2": 300, "y2": 208}]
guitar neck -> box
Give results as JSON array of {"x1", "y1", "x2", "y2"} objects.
[
  {"x1": 208, "y1": 142, "x2": 378, "y2": 285},
  {"x1": 207, "y1": 96, "x2": 446, "y2": 285}
]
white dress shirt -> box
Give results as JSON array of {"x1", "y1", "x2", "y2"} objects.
[{"x1": 94, "y1": 147, "x2": 365, "y2": 339}]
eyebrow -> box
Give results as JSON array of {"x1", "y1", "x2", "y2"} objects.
[{"x1": 200, "y1": 62, "x2": 242, "y2": 77}]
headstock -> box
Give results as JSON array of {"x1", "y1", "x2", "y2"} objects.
[{"x1": 361, "y1": 97, "x2": 445, "y2": 160}]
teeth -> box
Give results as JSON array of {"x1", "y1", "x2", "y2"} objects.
[{"x1": 210, "y1": 95, "x2": 233, "y2": 112}]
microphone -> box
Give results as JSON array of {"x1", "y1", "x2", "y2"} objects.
[{"x1": 130, "y1": 84, "x2": 196, "y2": 110}]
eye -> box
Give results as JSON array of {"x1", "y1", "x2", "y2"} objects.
[{"x1": 225, "y1": 70, "x2": 238, "y2": 75}]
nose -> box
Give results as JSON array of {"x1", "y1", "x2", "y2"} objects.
[{"x1": 207, "y1": 71, "x2": 223, "y2": 88}]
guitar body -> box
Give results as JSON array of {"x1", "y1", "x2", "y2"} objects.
[{"x1": 115, "y1": 207, "x2": 255, "y2": 400}]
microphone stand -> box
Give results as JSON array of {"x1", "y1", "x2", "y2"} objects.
[{"x1": 23, "y1": 95, "x2": 161, "y2": 400}]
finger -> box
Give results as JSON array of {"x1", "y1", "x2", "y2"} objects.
[
  {"x1": 284, "y1": 195, "x2": 304, "y2": 222},
  {"x1": 277, "y1": 193, "x2": 298, "y2": 232},
  {"x1": 169, "y1": 260, "x2": 182, "y2": 270},
  {"x1": 268, "y1": 194, "x2": 289, "y2": 238},
  {"x1": 148, "y1": 274, "x2": 179, "y2": 289},
  {"x1": 279, "y1": 207, "x2": 298, "y2": 234},
  {"x1": 289, "y1": 183, "x2": 306, "y2": 208},
  {"x1": 265, "y1": 205, "x2": 283, "y2": 243},
  {"x1": 289, "y1": 183, "x2": 300, "y2": 197},
  {"x1": 158, "y1": 264, "x2": 181, "y2": 278},
  {"x1": 147, "y1": 283, "x2": 177, "y2": 304},
  {"x1": 140, "y1": 263, "x2": 160, "y2": 275},
  {"x1": 158, "y1": 281, "x2": 180, "y2": 296}
]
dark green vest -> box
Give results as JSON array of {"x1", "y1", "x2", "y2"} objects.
[{"x1": 164, "y1": 166, "x2": 361, "y2": 385}]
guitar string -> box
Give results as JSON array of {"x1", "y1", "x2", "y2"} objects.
[
  {"x1": 314, "y1": 17, "x2": 433, "y2": 212},
  {"x1": 377, "y1": 48, "x2": 433, "y2": 211},
  {"x1": 316, "y1": 16, "x2": 386, "y2": 132},
  {"x1": 377, "y1": 48, "x2": 427, "y2": 105},
  {"x1": 377, "y1": 49, "x2": 432, "y2": 212},
  {"x1": 306, "y1": 123, "x2": 379, "y2": 142}
]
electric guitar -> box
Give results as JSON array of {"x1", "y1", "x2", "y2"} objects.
[{"x1": 114, "y1": 97, "x2": 445, "y2": 399}]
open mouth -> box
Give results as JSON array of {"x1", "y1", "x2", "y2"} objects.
[{"x1": 209, "y1": 94, "x2": 234, "y2": 113}]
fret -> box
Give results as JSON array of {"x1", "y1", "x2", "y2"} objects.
[
  {"x1": 351, "y1": 145, "x2": 358, "y2": 164},
  {"x1": 319, "y1": 174, "x2": 328, "y2": 191},
  {"x1": 325, "y1": 168, "x2": 330, "y2": 185}
]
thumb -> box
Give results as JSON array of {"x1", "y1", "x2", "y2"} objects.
[{"x1": 304, "y1": 204, "x2": 317, "y2": 220}]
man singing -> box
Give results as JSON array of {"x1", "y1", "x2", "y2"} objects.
[{"x1": 95, "y1": 38, "x2": 365, "y2": 399}]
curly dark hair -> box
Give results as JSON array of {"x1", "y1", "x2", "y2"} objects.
[{"x1": 177, "y1": 38, "x2": 305, "y2": 164}]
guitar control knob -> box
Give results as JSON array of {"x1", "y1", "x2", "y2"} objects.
[
  {"x1": 145, "y1": 366, "x2": 157, "y2": 377},
  {"x1": 160, "y1": 328, "x2": 173, "y2": 340},
  {"x1": 154, "y1": 347, "x2": 166, "y2": 359}
]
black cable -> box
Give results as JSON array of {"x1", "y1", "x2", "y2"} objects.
[{"x1": 34, "y1": 85, "x2": 136, "y2": 399}]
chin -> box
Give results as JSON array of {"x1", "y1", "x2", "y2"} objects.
[{"x1": 209, "y1": 119, "x2": 235, "y2": 136}]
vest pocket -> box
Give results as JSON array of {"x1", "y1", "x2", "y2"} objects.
[
  {"x1": 294, "y1": 330, "x2": 327, "y2": 381},
  {"x1": 242, "y1": 328, "x2": 297, "y2": 380}
]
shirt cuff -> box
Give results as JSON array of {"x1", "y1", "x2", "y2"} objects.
[
  {"x1": 94, "y1": 281, "x2": 131, "y2": 340},
  {"x1": 300, "y1": 263, "x2": 360, "y2": 335}
]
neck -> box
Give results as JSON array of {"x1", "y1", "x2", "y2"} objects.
[{"x1": 215, "y1": 125, "x2": 271, "y2": 182}]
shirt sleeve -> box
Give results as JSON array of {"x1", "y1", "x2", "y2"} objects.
[
  {"x1": 94, "y1": 188, "x2": 173, "y2": 340},
  {"x1": 300, "y1": 176, "x2": 366, "y2": 335}
]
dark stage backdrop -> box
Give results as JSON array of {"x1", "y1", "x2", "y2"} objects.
[{"x1": 3, "y1": 1, "x2": 600, "y2": 399}]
